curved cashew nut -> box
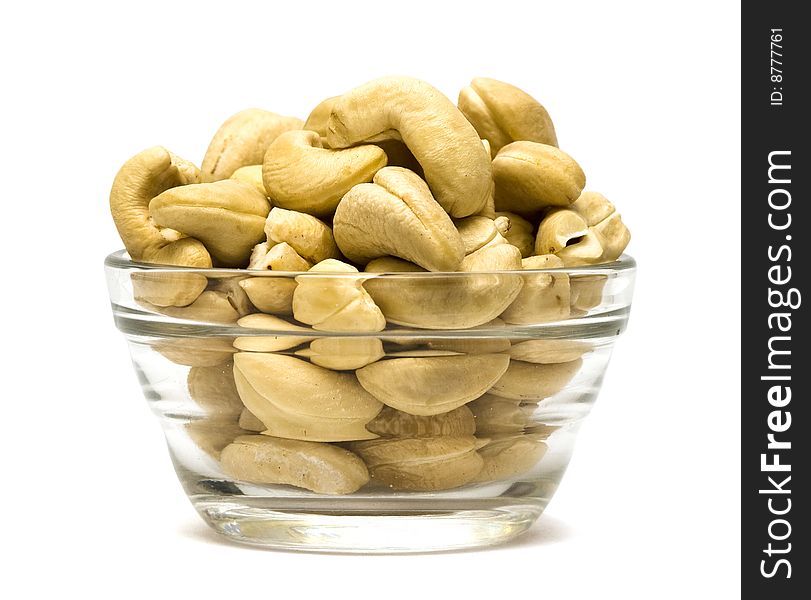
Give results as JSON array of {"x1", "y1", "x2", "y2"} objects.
[
  {"x1": 292, "y1": 259, "x2": 386, "y2": 332},
  {"x1": 356, "y1": 354, "x2": 510, "y2": 416},
  {"x1": 150, "y1": 290, "x2": 242, "y2": 324},
  {"x1": 489, "y1": 358, "x2": 582, "y2": 401},
  {"x1": 221, "y1": 434, "x2": 370, "y2": 494},
  {"x1": 458, "y1": 77, "x2": 558, "y2": 156},
  {"x1": 495, "y1": 211, "x2": 535, "y2": 257},
  {"x1": 508, "y1": 340, "x2": 591, "y2": 364},
  {"x1": 233, "y1": 353, "x2": 383, "y2": 442},
  {"x1": 326, "y1": 76, "x2": 493, "y2": 217},
  {"x1": 201, "y1": 108, "x2": 303, "y2": 182},
  {"x1": 153, "y1": 337, "x2": 236, "y2": 367},
  {"x1": 233, "y1": 313, "x2": 313, "y2": 352},
  {"x1": 263, "y1": 130, "x2": 386, "y2": 218},
  {"x1": 473, "y1": 435, "x2": 548, "y2": 483},
  {"x1": 348, "y1": 436, "x2": 484, "y2": 491},
  {"x1": 539, "y1": 192, "x2": 631, "y2": 266},
  {"x1": 333, "y1": 167, "x2": 464, "y2": 271},
  {"x1": 264, "y1": 207, "x2": 340, "y2": 264},
  {"x1": 300, "y1": 337, "x2": 384, "y2": 371},
  {"x1": 570, "y1": 274, "x2": 607, "y2": 311},
  {"x1": 303, "y1": 95, "x2": 339, "y2": 138},
  {"x1": 534, "y1": 208, "x2": 589, "y2": 255},
  {"x1": 500, "y1": 254, "x2": 571, "y2": 324},
  {"x1": 493, "y1": 141, "x2": 585, "y2": 215},
  {"x1": 305, "y1": 97, "x2": 423, "y2": 172},
  {"x1": 110, "y1": 146, "x2": 211, "y2": 265},
  {"x1": 150, "y1": 179, "x2": 270, "y2": 267},
  {"x1": 363, "y1": 241, "x2": 523, "y2": 330}
]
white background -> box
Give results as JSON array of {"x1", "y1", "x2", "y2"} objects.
[{"x1": 1, "y1": 1, "x2": 741, "y2": 598}]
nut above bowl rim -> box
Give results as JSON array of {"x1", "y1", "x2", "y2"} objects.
[{"x1": 105, "y1": 249, "x2": 636, "y2": 277}]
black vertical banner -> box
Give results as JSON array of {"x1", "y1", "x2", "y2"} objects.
[{"x1": 742, "y1": 4, "x2": 807, "y2": 598}]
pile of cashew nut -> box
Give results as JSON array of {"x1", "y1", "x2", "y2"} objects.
[{"x1": 110, "y1": 76, "x2": 630, "y2": 494}]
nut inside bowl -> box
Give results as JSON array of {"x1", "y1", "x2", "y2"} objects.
[{"x1": 105, "y1": 250, "x2": 635, "y2": 552}]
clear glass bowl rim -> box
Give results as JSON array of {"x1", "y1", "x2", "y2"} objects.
[{"x1": 104, "y1": 249, "x2": 636, "y2": 279}]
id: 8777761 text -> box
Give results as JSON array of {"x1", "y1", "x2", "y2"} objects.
[{"x1": 771, "y1": 29, "x2": 783, "y2": 106}]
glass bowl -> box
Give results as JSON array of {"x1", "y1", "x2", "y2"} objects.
[{"x1": 104, "y1": 249, "x2": 635, "y2": 552}]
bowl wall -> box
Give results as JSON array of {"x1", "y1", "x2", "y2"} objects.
[{"x1": 105, "y1": 251, "x2": 635, "y2": 552}]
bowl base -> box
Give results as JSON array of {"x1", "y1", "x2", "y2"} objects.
[{"x1": 192, "y1": 495, "x2": 544, "y2": 553}]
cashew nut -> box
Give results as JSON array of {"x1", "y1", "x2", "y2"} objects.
[
  {"x1": 110, "y1": 146, "x2": 211, "y2": 306},
  {"x1": 356, "y1": 354, "x2": 510, "y2": 416},
  {"x1": 553, "y1": 230, "x2": 604, "y2": 266},
  {"x1": 238, "y1": 277, "x2": 297, "y2": 315},
  {"x1": 348, "y1": 436, "x2": 484, "y2": 491},
  {"x1": 489, "y1": 358, "x2": 582, "y2": 401},
  {"x1": 292, "y1": 259, "x2": 385, "y2": 332},
  {"x1": 151, "y1": 290, "x2": 242, "y2": 324},
  {"x1": 207, "y1": 276, "x2": 255, "y2": 316},
  {"x1": 534, "y1": 208, "x2": 589, "y2": 255},
  {"x1": 264, "y1": 207, "x2": 340, "y2": 264},
  {"x1": 334, "y1": 167, "x2": 464, "y2": 271},
  {"x1": 233, "y1": 313, "x2": 313, "y2": 352},
  {"x1": 264, "y1": 242, "x2": 312, "y2": 271},
  {"x1": 590, "y1": 212, "x2": 631, "y2": 263},
  {"x1": 149, "y1": 179, "x2": 270, "y2": 267},
  {"x1": 468, "y1": 394, "x2": 535, "y2": 434},
  {"x1": 537, "y1": 191, "x2": 631, "y2": 266},
  {"x1": 473, "y1": 434, "x2": 547, "y2": 483},
  {"x1": 229, "y1": 165, "x2": 266, "y2": 195},
  {"x1": 494, "y1": 212, "x2": 535, "y2": 258},
  {"x1": 454, "y1": 216, "x2": 505, "y2": 255},
  {"x1": 508, "y1": 340, "x2": 591, "y2": 364},
  {"x1": 305, "y1": 97, "x2": 425, "y2": 172},
  {"x1": 500, "y1": 255, "x2": 571, "y2": 324},
  {"x1": 300, "y1": 337, "x2": 384, "y2": 371},
  {"x1": 247, "y1": 241, "x2": 310, "y2": 271},
  {"x1": 364, "y1": 247, "x2": 522, "y2": 330},
  {"x1": 221, "y1": 434, "x2": 370, "y2": 494},
  {"x1": 459, "y1": 234, "x2": 523, "y2": 272},
  {"x1": 187, "y1": 361, "x2": 244, "y2": 418},
  {"x1": 263, "y1": 130, "x2": 386, "y2": 218},
  {"x1": 569, "y1": 274, "x2": 607, "y2": 311},
  {"x1": 153, "y1": 337, "x2": 236, "y2": 367},
  {"x1": 458, "y1": 77, "x2": 558, "y2": 156},
  {"x1": 366, "y1": 406, "x2": 476, "y2": 438},
  {"x1": 326, "y1": 76, "x2": 493, "y2": 217},
  {"x1": 248, "y1": 242, "x2": 273, "y2": 269},
  {"x1": 570, "y1": 190, "x2": 617, "y2": 226},
  {"x1": 233, "y1": 353, "x2": 383, "y2": 442},
  {"x1": 303, "y1": 95, "x2": 339, "y2": 138},
  {"x1": 201, "y1": 108, "x2": 303, "y2": 182},
  {"x1": 493, "y1": 141, "x2": 585, "y2": 215}
]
